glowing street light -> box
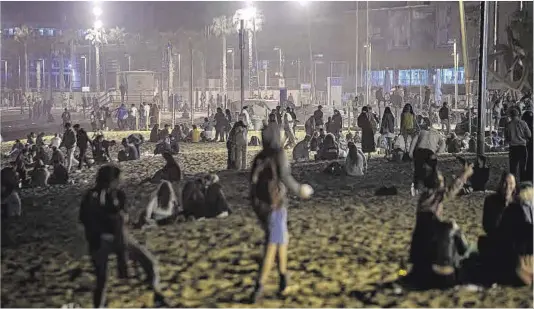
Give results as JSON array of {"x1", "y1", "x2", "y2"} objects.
[
  {"x1": 94, "y1": 20, "x2": 103, "y2": 29},
  {"x1": 274, "y1": 46, "x2": 283, "y2": 78},
  {"x1": 93, "y1": 6, "x2": 102, "y2": 17},
  {"x1": 299, "y1": 0, "x2": 308, "y2": 7}
]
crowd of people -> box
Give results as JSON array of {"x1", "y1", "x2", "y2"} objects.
[{"x1": 0, "y1": 88, "x2": 532, "y2": 306}]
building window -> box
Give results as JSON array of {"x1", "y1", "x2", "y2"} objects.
[
  {"x1": 441, "y1": 67, "x2": 465, "y2": 84},
  {"x1": 398, "y1": 70, "x2": 411, "y2": 86},
  {"x1": 371, "y1": 70, "x2": 385, "y2": 86},
  {"x1": 411, "y1": 69, "x2": 428, "y2": 86}
]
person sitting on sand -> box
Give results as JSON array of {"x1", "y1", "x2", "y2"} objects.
[
  {"x1": 345, "y1": 142, "x2": 366, "y2": 176},
  {"x1": 26, "y1": 132, "x2": 36, "y2": 145},
  {"x1": 171, "y1": 124, "x2": 183, "y2": 142},
  {"x1": 154, "y1": 135, "x2": 172, "y2": 156},
  {"x1": 150, "y1": 124, "x2": 160, "y2": 142},
  {"x1": 391, "y1": 134, "x2": 406, "y2": 163},
  {"x1": 201, "y1": 117, "x2": 215, "y2": 141},
  {"x1": 48, "y1": 160, "x2": 69, "y2": 185},
  {"x1": 446, "y1": 133, "x2": 462, "y2": 154},
  {"x1": 292, "y1": 135, "x2": 311, "y2": 162},
  {"x1": 308, "y1": 131, "x2": 320, "y2": 152},
  {"x1": 478, "y1": 173, "x2": 516, "y2": 270},
  {"x1": 34, "y1": 146, "x2": 50, "y2": 166},
  {"x1": 315, "y1": 133, "x2": 339, "y2": 161},
  {"x1": 93, "y1": 135, "x2": 115, "y2": 163},
  {"x1": 6, "y1": 139, "x2": 25, "y2": 160},
  {"x1": 79, "y1": 165, "x2": 168, "y2": 308},
  {"x1": 35, "y1": 132, "x2": 46, "y2": 148},
  {"x1": 191, "y1": 125, "x2": 201, "y2": 143},
  {"x1": 49, "y1": 133, "x2": 62, "y2": 149},
  {"x1": 158, "y1": 124, "x2": 171, "y2": 142},
  {"x1": 137, "y1": 180, "x2": 179, "y2": 228},
  {"x1": 408, "y1": 161, "x2": 474, "y2": 289},
  {"x1": 127, "y1": 133, "x2": 145, "y2": 157},
  {"x1": 494, "y1": 182, "x2": 533, "y2": 286},
  {"x1": 117, "y1": 138, "x2": 139, "y2": 162},
  {"x1": 148, "y1": 152, "x2": 182, "y2": 184},
  {"x1": 202, "y1": 173, "x2": 232, "y2": 218},
  {"x1": 249, "y1": 121, "x2": 314, "y2": 303},
  {"x1": 30, "y1": 159, "x2": 50, "y2": 187}
]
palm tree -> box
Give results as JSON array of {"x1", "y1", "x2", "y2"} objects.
[
  {"x1": 211, "y1": 15, "x2": 235, "y2": 100},
  {"x1": 14, "y1": 25, "x2": 31, "y2": 93},
  {"x1": 85, "y1": 27, "x2": 107, "y2": 93},
  {"x1": 107, "y1": 26, "x2": 127, "y2": 72}
]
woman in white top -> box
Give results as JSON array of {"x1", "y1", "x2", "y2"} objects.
[
  {"x1": 137, "y1": 180, "x2": 179, "y2": 228},
  {"x1": 345, "y1": 142, "x2": 367, "y2": 176}
]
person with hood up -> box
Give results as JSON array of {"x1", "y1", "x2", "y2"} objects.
[
  {"x1": 316, "y1": 133, "x2": 339, "y2": 161},
  {"x1": 240, "y1": 106, "x2": 251, "y2": 129},
  {"x1": 345, "y1": 142, "x2": 367, "y2": 176},
  {"x1": 409, "y1": 125, "x2": 446, "y2": 196},
  {"x1": 249, "y1": 121, "x2": 314, "y2": 303}
]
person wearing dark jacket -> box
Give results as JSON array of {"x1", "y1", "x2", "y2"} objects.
[
  {"x1": 315, "y1": 133, "x2": 339, "y2": 161},
  {"x1": 521, "y1": 110, "x2": 533, "y2": 182},
  {"x1": 357, "y1": 106, "x2": 376, "y2": 159},
  {"x1": 495, "y1": 182, "x2": 533, "y2": 286},
  {"x1": 214, "y1": 107, "x2": 229, "y2": 142},
  {"x1": 304, "y1": 115, "x2": 315, "y2": 137},
  {"x1": 439, "y1": 102, "x2": 450, "y2": 134},
  {"x1": 48, "y1": 160, "x2": 69, "y2": 185},
  {"x1": 150, "y1": 124, "x2": 160, "y2": 142},
  {"x1": 331, "y1": 110, "x2": 343, "y2": 139},
  {"x1": 506, "y1": 108, "x2": 532, "y2": 182},
  {"x1": 249, "y1": 121, "x2": 314, "y2": 303},
  {"x1": 118, "y1": 138, "x2": 140, "y2": 162},
  {"x1": 224, "y1": 109, "x2": 233, "y2": 140},
  {"x1": 149, "y1": 152, "x2": 182, "y2": 183},
  {"x1": 380, "y1": 107, "x2": 395, "y2": 157},
  {"x1": 127, "y1": 133, "x2": 144, "y2": 156},
  {"x1": 408, "y1": 162, "x2": 474, "y2": 288},
  {"x1": 59, "y1": 122, "x2": 77, "y2": 173},
  {"x1": 73, "y1": 124, "x2": 92, "y2": 170},
  {"x1": 51, "y1": 146, "x2": 66, "y2": 166},
  {"x1": 79, "y1": 165, "x2": 167, "y2": 308},
  {"x1": 313, "y1": 105, "x2": 324, "y2": 129}
]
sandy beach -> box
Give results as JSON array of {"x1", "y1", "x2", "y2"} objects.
[{"x1": 1, "y1": 132, "x2": 532, "y2": 308}]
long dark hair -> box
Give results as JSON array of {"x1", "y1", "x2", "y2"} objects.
[
  {"x1": 162, "y1": 151, "x2": 178, "y2": 168},
  {"x1": 403, "y1": 103, "x2": 414, "y2": 114},
  {"x1": 347, "y1": 142, "x2": 358, "y2": 162},
  {"x1": 95, "y1": 165, "x2": 121, "y2": 189},
  {"x1": 384, "y1": 106, "x2": 392, "y2": 115}
]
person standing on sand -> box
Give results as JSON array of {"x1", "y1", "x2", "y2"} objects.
[
  {"x1": 79, "y1": 165, "x2": 168, "y2": 308},
  {"x1": 249, "y1": 121, "x2": 314, "y2": 303},
  {"x1": 59, "y1": 122, "x2": 77, "y2": 173},
  {"x1": 505, "y1": 108, "x2": 531, "y2": 182}
]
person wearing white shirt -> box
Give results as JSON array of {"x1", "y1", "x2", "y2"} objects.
[
  {"x1": 49, "y1": 133, "x2": 62, "y2": 149},
  {"x1": 129, "y1": 104, "x2": 139, "y2": 130},
  {"x1": 240, "y1": 106, "x2": 251, "y2": 130},
  {"x1": 143, "y1": 103, "x2": 150, "y2": 130}
]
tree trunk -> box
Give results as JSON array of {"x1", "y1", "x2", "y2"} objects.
[
  {"x1": 95, "y1": 45, "x2": 100, "y2": 93},
  {"x1": 222, "y1": 35, "x2": 227, "y2": 101},
  {"x1": 59, "y1": 50, "x2": 65, "y2": 91},
  {"x1": 24, "y1": 43, "x2": 28, "y2": 94}
]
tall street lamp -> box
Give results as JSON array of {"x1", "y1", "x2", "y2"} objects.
[
  {"x1": 81, "y1": 55, "x2": 87, "y2": 87},
  {"x1": 227, "y1": 48, "x2": 235, "y2": 99},
  {"x1": 124, "y1": 53, "x2": 131, "y2": 71},
  {"x1": 1, "y1": 60, "x2": 7, "y2": 88},
  {"x1": 93, "y1": 3, "x2": 103, "y2": 93},
  {"x1": 273, "y1": 46, "x2": 283, "y2": 77},
  {"x1": 364, "y1": 43, "x2": 372, "y2": 106},
  {"x1": 448, "y1": 39, "x2": 459, "y2": 109}
]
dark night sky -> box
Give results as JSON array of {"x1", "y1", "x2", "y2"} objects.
[{"x1": 0, "y1": 1, "x2": 409, "y2": 32}]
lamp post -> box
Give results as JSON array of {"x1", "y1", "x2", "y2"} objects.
[
  {"x1": 239, "y1": 19, "x2": 245, "y2": 111},
  {"x1": 124, "y1": 54, "x2": 131, "y2": 71},
  {"x1": 93, "y1": 4, "x2": 103, "y2": 93},
  {"x1": 1, "y1": 60, "x2": 7, "y2": 88},
  {"x1": 227, "y1": 48, "x2": 235, "y2": 100},
  {"x1": 81, "y1": 56, "x2": 87, "y2": 87},
  {"x1": 448, "y1": 39, "x2": 458, "y2": 109},
  {"x1": 274, "y1": 46, "x2": 283, "y2": 77},
  {"x1": 364, "y1": 43, "x2": 372, "y2": 106}
]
